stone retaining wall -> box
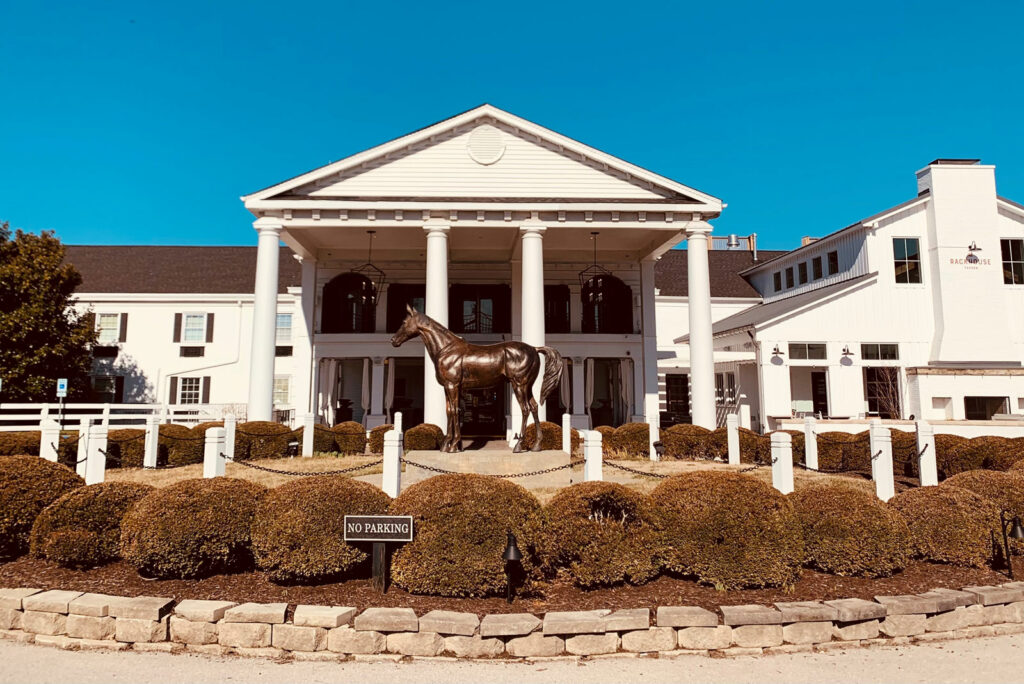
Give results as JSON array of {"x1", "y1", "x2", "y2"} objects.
[{"x1": 3, "y1": 582, "x2": 1024, "y2": 660}]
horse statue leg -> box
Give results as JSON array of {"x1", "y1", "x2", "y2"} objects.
[
  {"x1": 527, "y1": 396, "x2": 543, "y2": 452},
  {"x1": 442, "y1": 382, "x2": 462, "y2": 453}
]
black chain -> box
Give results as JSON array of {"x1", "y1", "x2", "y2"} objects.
[
  {"x1": 400, "y1": 456, "x2": 584, "y2": 479},
  {"x1": 219, "y1": 452, "x2": 383, "y2": 476},
  {"x1": 235, "y1": 427, "x2": 303, "y2": 439},
  {"x1": 160, "y1": 432, "x2": 206, "y2": 442},
  {"x1": 814, "y1": 432, "x2": 871, "y2": 445},
  {"x1": 738, "y1": 455, "x2": 779, "y2": 473},
  {"x1": 605, "y1": 460, "x2": 670, "y2": 479}
]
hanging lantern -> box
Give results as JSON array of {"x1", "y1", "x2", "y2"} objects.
[
  {"x1": 350, "y1": 230, "x2": 386, "y2": 305},
  {"x1": 578, "y1": 231, "x2": 613, "y2": 289}
]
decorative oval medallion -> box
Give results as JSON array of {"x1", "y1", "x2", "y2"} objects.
[{"x1": 466, "y1": 124, "x2": 506, "y2": 165}]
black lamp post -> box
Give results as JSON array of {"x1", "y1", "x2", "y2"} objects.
[
  {"x1": 503, "y1": 531, "x2": 523, "y2": 604},
  {"x1": 653, "y1": 441, "x2": 666, "y2": 459},
  {"x1": 287, "y1": 438, "x2": 300, "y2": 458},
  {"x1": 998, "y1": 510, "x2": 1024, "y2": 579}
]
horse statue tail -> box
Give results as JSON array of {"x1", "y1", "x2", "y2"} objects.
[{"x1": 538, "y1": 347, "x2": 564, "y2": 403}]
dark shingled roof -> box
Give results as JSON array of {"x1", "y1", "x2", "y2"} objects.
[
  {"x1": 64, "y1": 246, "x2": 301, "y2": 294},
  {"x1": 655, "y1": 249, "x2": 788, "y2": 298},
  {"x1": 63, "y1": 245, "x2": 784, "y2": 298}
]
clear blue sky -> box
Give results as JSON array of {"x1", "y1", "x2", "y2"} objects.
[{"x1": 2, "y1": 1, "x2": 1022, "y2": 250}]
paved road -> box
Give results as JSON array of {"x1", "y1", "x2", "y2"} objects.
[{"x1": 3, "y1": 635, "x2": 1024, "y2": 684}]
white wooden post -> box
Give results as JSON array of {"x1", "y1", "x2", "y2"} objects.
[
  {"x1": 726, "y1": 414, "x2": 740, "y2": 465},
  {"x1": 85, "y1": 423, "x2": 107, "y2": 485},
  {"x1": 203, "y1": 427, "x2": 226, "y2": 478},
  {"x1": 101, "y1": 403, "x2": 111, "y2": 427},
  {"x1": 770, "y1": 431, "x2": 794, "y2": 495},
  {"x1": 584, "y1": 430, "x2": 603, "y2": 482},
  {"x1": 916, "y1": 420, "x2": 938, "y2": 487},
  {"x1": 302, "y1": 413, "x2": 315, "y2": 457},
  {"x1": 394, "y1": 411, "x2": 403, "y2": 434},
  {"x1": 224, "y1": 414, "x2": 237, "y2": 462},
  {"x1": 76, "y1": 419, "x2": 92, "y2": 479},
  {"x1": 738, "y1": 403, "x2": 752, "y2": 430},
  {"x1": 40, "y1": 403, "x2": 51, "y2": 421},
  {"x1": 40, "y1": 419, "x2": 60, "y2": 462},
  {"x1": 561, "y1": 412, "x2": 572, "y2": 455},
  {"x1": 869, "y1": 419, "x2": 895, "y2": 502},
  {"x1": 143, "y1": 415, "x2": 160, "y2": 469},
  {"x1": 382, "y1": 428, "x2": 402, "y2": 498},
  {"x1": 803, "y1": 416, "x2": 819, "y2": 470}
]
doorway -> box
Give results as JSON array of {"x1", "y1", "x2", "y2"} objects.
[
  {"x1": 811, "y1": 371, "x2": 829, "y2": 417},
  {"x1": 460, "y1": 386, "x2": 507, "y2": 436},
  {"x1": 789, "y1": 366, "x2": 829, "y2": 417}
]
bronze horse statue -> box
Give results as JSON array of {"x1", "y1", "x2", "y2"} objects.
[{"x1": 390, "y1": 305, "x2": 564, "y2": 453}]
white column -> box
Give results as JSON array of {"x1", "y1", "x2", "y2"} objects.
[
  {"x1": 770, "y1": 431, "x2": 794, "y2": 494},
  {"x1": 916, "y1": 420, "x2": 938, "y2": 487},
  {"x1": 584, "y1": 430, "x2": 603, "y2": 482},
  {"x1": 520, "y1": 224, "x2": 547, "y2": 423},
  {"x1": 382, "y1": 429, "x2": 402, "y2": 498},
  {"x1": 247, "y1": 219, "x2": 283, "y2": 422},
  {"x1": 85, "y1": 423, "x2": 107, "y2": 485},
  {"x1": 869, "y1": 418, "x2": 895, "y2": 502},
  {"x1": 686, "y1": 222, "x2": 715, "y2": 429},
  {"x1": 803, "y1": 416, "x2": 819, "y2": 470},
  {"x1": 143, "y1": 415, "x2": 160, "y2": 469},
  {"x1": 292, "y1": 255, "x2": 316, "y2": 415},
  {"x1": 367, "y1": 358, "x2": 387, "y2": 428},
  {"x1": 561, "y1": 411, "x2": 572, "y2": 454},
  {"x1": 203, "y1": 427, "x2": 226, "y2": 478},
  {"x1": 76, "y1": 419, "x2": 92, "y2": 479},
  {"x1": 571, "y1": 358, "x2": 588, "y2": 429},
  {"x1": 640, "y1": 258, "x2": 660, "y2": 459},
  {"x1": 423, "y1": 221, "x2": 450, "y2": 428},
  {"x1": 40, "y1": 420, "x2": 60, "y2": 462},
  {"x1": 510, "y1": 260, "x2": 523, "y2": 440},
  {"x1": 739, "y1": 403, "x2": 752, "y2": 430},
  {"x1": 223, "y1": 414, "x2": 237, "y2": 461},
  {"x1": 301, "y1": 413, "x2": 315, "y2": 457},
  {"x1": 726, "y1": 413, "x2": 740, "y2": 465}
]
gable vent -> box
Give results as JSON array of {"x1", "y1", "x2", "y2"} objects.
[{"x1": 467, "y1": 124, "x2": 506, "y2": 165}]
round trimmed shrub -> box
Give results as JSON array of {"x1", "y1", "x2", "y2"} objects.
[
  {"x1": 235, "y1": 421, "x2": 295, "y2": 460},
  {"x1": 307, "y1": 425, "x2": 337, "y2": 453},
  {"x1": 815, "y1": 431, "x2": 858, "y2": 471},
  {"x1": 252, "y1": 476, "x2": 391, "y2": 582},
  {"x1": 650, "y1": 471, "x2": 804, "y2": 589},
  {"x1": 159, "y1": 423, "x2": 205, "y2": 466},
  {"x1": 756, "y1": 430, "x2": 804, "y2": 466},
  {"x1": 790, "y1": 482, "x2": 910, "y2": 577},
  {"x1": 390, "y1": 473, "x2": 546, "y2": 597},
  {"x1": 368, "y1": 424, "x2": 393, "y2": 454},
  {"x1": 332, "y1": 421, "x2": 367, "y2": 455},
  {"x1": 594, "y1": 426, "x2": 617, "y2": 456},
  {"x1": 935, "y1": 434, "x2": 975, "y2": 479},
  {"x1": 890, "y1": 486, "x2": 998, "y2": 567},
  {"x1": 30, "y1": 482, "x2": 154, "y2": 568},
  {"x1": 120, "y1": 478, "x2": 266, "y2": 579},
  {"x1": 890, "y1": 429, "x2": 919, "y2": 477},
  {"x1": 704, "y1": 426, "x2": 762, "y2": 463},
  {"x1": 105, "y1": 428, "x2": 146, "y2": 468},
  {"x1": 405, "y1": 423, "x2": 443, "y2": 451},
  {"x1": 1009, "y1": 458, "x2": 1024, "y2": 473},
  {"x1": 612, "y1": 423, "x2": 651, "y2": 459},
  {"x1": 523, "y1": 421, "x2": 562, "y2": 451},
  {"x1": 941, "y1": 470, "x2": 1024, "y2": 552},
  {"x1": 543, "y1": 482, "x2": 663, "y2": 587},
  {"x1": 661, "y1": 424, "x2": 712, "y2": 460},
  {"x1": 0, "y1": 456, "x2": 83, "y2": 560},
  {"x1": 976, "y1": 436, "x2": 1024, "y2": 472},
  {"x1": 0, "y1": 431, "x2": 40, "y2": 457}
]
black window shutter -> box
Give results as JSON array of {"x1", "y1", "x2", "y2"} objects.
[
  {"x1": 172, "y1": 314, "x2": 182, "y2": 343},
  {"x1": 119, "y1": 313, "x2": 128, "y2": 342},
  {"x1": 169, "y1": 377, "x2": 178, "y2": 404},
  {"x1": 114, "y1": 376, "x2": 125, "y2": 403},
  {"x1": 206, "y1": 313, "x2": 214, "y2": 343},
  {"x1": 201, "y1": 376, "x2": 211, "y2": 404}
]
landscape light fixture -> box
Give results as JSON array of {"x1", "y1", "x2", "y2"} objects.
[
  {"x1": 350, "y1": 230, "x2": 386, "y2": 305},
  {"x1": 287, "y1": 438, "x2": 300, "y2": 458},
  {"x1": 997, "y1": 510, "x2": 1024, "y2": 579},
  {"x1": 503, "y1": 531, "x2": 523, "y2": 604},
  {"x1": 653, "y1": 441, "x2": 666, "y2": 459}
]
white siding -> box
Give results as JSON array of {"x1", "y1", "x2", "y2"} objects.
[{"x1": 752, "y1": 228, "x2": 873, "y2": 304}]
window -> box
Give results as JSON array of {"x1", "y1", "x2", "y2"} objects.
[
  {"x1": 178, "y1": 377, "x2": 202, "y2": 404},
  {"x1": 386, "y1": 284, "x2": 425, "y2": 332},
  {"x1": 827, "y1": 251, "x2": 839, "y2": 275},
  {"x1": 450, "y1": 284, "x2": 510, "y2": 334},
  {"x1": 273, "y1": 377, "x2": 290, "y2": 406},
  {"x1": 276, "y1": 313, "x2": 292, "y2": 344},
  {"x1": 964, "y1": 396, "x2": 1008, "y2": 420},
  {"x1": 861, "y1": 343, "x2": 899, "y2": 360},
  {"x1": 322, "y1": 273, "x2": 376, "y2": 333},
  {"x1": 893, "y1": 238, "x2": 922, "y2": 284},
  {"x1": 96, "y1": 313, "x2": 120, "y2": 344},
  {"x1": 582, "y1": 274, "x2": 633, "y2": 334},
  {"x1": 798, "y1": 262, "x2": 808, "y2": 285},
  {"x1": 544, "y1": 285, "x2": 571, "y2": 334},
  {"x1": 864, "y1": 367, "x2": 901, "y2": 418},
  {"x1": 785, "y1": 267, "x2": 794, "y2": 288},
  {"x1": 715, "y1": 372, "x2": 737, "y2": 404},
  {"x1": 1001, "y1": 239, "x2": 1024, "y2": 284},
  {"x1": 788, "y1": 343, "x2": 827, "y2": 360},
  {"x1": 182, "y1": 314, "x2": 206, "y2": 343},
  {"x1": 773, "y1": 272, "x2": 782, "y2": 292},
  {"x1": 91, "y1": 375, "x2": 123, "y2": 403},
  {"x1": 179, "y1": 346, "x2": 205, "y2": 358},
  {"x1": 664, "y1": 375, "x2": 689, "y2": 421},
  {"x1": 812, "y1": 256, "x2": 823, "y2": 280}
]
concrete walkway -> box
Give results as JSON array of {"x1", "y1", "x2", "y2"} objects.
[{"x1": 2, "y1": 635, "x2": 1024, "y2": 683}]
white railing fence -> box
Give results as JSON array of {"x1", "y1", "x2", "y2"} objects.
[{"x1": 0, "y1": 403, "x2": 248, "y2": 431}]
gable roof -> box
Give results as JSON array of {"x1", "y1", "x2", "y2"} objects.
[
  {"x1": 243, "y1": 104, "x2": 723, "y2": 210},
  {"x1": 64, "y1": 246, "x2": 300, "y2": 295},
  {"x1": 656, "y1": 249, "x2": 787, "y2": 298}
]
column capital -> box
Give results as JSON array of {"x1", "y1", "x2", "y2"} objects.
[
  {"x1": 423, "y1": 220, "x2": 451, "y2": 236},
  {"x1": 683, "y1": 220, "x2": 713, "y2": 237},
  {"x1": 519, "y1": 223, "x2": 546, "y2": 236},
  {"x1": 253, "y1": 217, "x2": 283, "y2": 235}
]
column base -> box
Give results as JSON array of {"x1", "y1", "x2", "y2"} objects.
[
  {"x1": 570, "y1": 414, "x2": 590, "y2": 431},
  {"x1": 365, "y1": 414, "x2": 388, "y2": 429}
]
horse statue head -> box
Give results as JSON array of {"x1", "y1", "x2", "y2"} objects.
[{"x1": 390, "y1": 304, "x2": 427, "y2": 347}]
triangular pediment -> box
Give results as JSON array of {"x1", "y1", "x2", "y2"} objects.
[{"x1": 245, "y1": 105, "x2": 720, "y2": 207}]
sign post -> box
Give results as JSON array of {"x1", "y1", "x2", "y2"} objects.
[
  {"x1": 56, "y1": 378, "x2": 68, "y2": 433},
  {"x1": 344, "y1": 515, "x2": 413, "y2": 593}
]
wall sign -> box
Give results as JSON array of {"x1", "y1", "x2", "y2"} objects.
[{"x1": 343, "y1": 515, "x2": 413, "y2": 543}]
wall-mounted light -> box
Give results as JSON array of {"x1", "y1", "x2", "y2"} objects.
[
  {"x1": 842, "y1": 345, "x2": 854, "y2": 357},
  {"x1": 771, "y1": 345, "x2": 784, "y2": 357}
]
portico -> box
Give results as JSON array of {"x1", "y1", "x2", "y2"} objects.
[{"x1": 242, "y1": 105, "x2": 723, "y2": 448}]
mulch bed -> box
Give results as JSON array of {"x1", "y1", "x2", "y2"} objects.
[{"x1": 2, "y1": 557, "x2": 1019, "y2": 617}]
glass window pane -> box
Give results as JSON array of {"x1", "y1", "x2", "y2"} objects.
[
  {"x1": 906, "y1": 260, "x2": 922, "y2": 284},
  {"x1": 880, "y1": 344, "x2": 899, "y2": 360},
  {"x1": 798, "y1": 262, "x2": 808, "y2": 284},
  {"x1": 893, "y1": 238, "x2": 907, "y2": 261},
  {"x1": 785, "y1": 268, "x2": 794, "y2": 288},
  {"x1": 812, "y1": 257, "x2": 822, "y2": 279},
  {"x1": 788, "y1": 343, "x2": 806, "y2": 359},
  {"x1": 773, "y1": 272, "x2": 782, "y2": 291},
  {"x1": 276, "y1": 314, "x2": 292, "y2": 343},
  {"x1": 828, "y1": 251, "x2": 839, "y2": 274},
  {"x1": 904, "y1": 238, "x2": 920, "y2": 259},
  {"x1": 807, "y1": 344, "x2": 827, "y2": 359},
  {"x1": 1002, "y1": 239, "x2": 1012, "y2": 262},
  {"x1": 183, "y1": 314, "x2": 205, "y2": 343},
  {"x1": 1014, "y1": 263, "x2": 1024, "y2": 285},
  {"x1": 860, "y1": 344, "x2": 879, "y2": 360}
]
